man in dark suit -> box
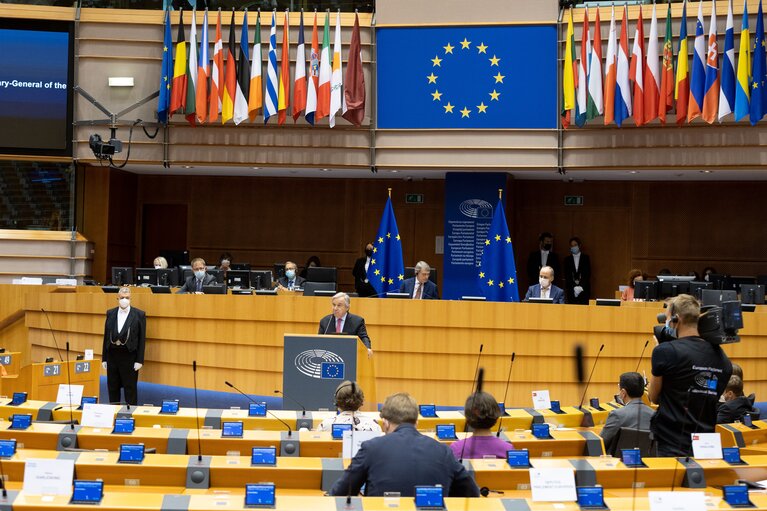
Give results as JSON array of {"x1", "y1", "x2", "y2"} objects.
[
  {"x1": 526, "y1": 231, "x2": 561, "y2": 289},
  {"x1": 276, "y1": 261, "x2": 305, "y2": 291},
  {"x1": 319, "y1": 292, "x2": 373, "y2": 356},
  {"x1": 102, "y1": 287, "x2": 146, "y2": 405},
  {"x1": 524, "y1": 266, "x2": 565, "y2": 303},
  {"x1": 330, "y1": 392, "x2": 479, "y2": 497},
  {"x1": 563, "y1": 236, "x2": 591, "y2": 305},
  {"x1": 352, "y1": 243, "x2": 376, "y2": 297},
  {"x1": 178, "y1": 257, "x2": 218, "y2": 293},
  {"x1": 399, "y1": 260, "x2": 439, "y2": 299},
  {"x1": 600, "y1": 372, "x2": 655, "y2": 456}
]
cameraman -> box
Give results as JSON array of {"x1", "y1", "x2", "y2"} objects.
[{"x1": 648, "y1": 294, "x2": 733, "y2": 457}]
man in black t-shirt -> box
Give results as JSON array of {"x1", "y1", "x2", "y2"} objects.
[{"x1": 649, "y1": 294, "x2": 733, "y2": 457}]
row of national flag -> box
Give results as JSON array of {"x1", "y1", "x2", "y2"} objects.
[
  {"x1": 562, "y1": 0, "x2": 767, "y2": 127},
  {"x1": 157, "y1": 9, "x2": 366, "y2": 127}
]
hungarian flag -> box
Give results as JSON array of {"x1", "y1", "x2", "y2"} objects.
[
  {"x1": 293, "y1": 11, "x2": 307, "y2": 121},
  {"x1": 221, "y1": 10, "x2": 237, "y2": 124},
  {"x1": 342, "y1": 12, "x2": 366, "y2": 126},
  {"x1": 316, "y1": 11, "x2": 331, "y2": 121},
  {"x1": 208, "y1": 9, "x2": 223, "y2": 123},
  {"x1": 329, "y1": 11, "x2": 344, "y2": 127},
  {"x1": 169, "y1": 9, "x2": 188, "y2": 115},
  {"x1": 248, "y1": 11, "x2": 263, "y2": 121},
  {"x1": 644, "y1": 3, "x2": 660, "y2": 124},
  {"x1": 195, "y1": 9, "x2": 209, "y2": 124},
  {"x1": 305, "y1": 11, "x2": 319, "y2": 125},
  {"x1": 658, "y1": 1, "x2": 674, "y2": 123},
  {"x1": 629, "y1": 6, "x2": 645, "y2": 126},
  {"x1": 603, "y1": 5, "x2": 617, "y2": 125},
  {"x1": 675, "y1": 0, "x2": 690, "y2": 124},
  {"x1": 277, "y1": 10, "x2": 290, "y2": 125},
  {"x1": 233, "y1": 10, "x2": 250, "y2": 125},
  {"x1": 185, "y1": 9, "x2": 197, "y2": 125}
]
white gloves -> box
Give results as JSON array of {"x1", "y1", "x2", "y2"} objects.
[
  {"x1": 133, "y1": 362, "x2": 143, "y2": 371},
  {"x1": 102, "y1": 361, "x2": 107, "y2": 370},
  {"x1": 573, "y1": 286, "x2": 584, "y2": 297}
]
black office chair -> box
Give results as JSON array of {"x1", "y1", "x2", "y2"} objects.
[{"x1": 611, "y1": 427, "x2": 655, "y2": 458}]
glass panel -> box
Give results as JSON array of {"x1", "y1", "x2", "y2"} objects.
[{"x1": 0, "y1": 161, "x2": 72, "y2": 231}]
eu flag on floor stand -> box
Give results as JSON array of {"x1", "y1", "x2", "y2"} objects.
[
  {"x1": 366, "y1": 196, "x2": 405, "y2": 296},
  {"x1": 157, "y1": 9, "x2": 172, "y2": 124},
  {"x1": 477, "y1": 198, "x2": 519, "y2": 302}
]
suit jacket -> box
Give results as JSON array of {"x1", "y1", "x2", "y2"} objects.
[
  {"x1": 563, "y1": 253, "x2": 592, "y2": 305},
  {"x1": 319, "y1": 312, "x2": 372, "y2": 349},
  {"x1": 329, "y1": 423, "x2": 479, "y2": 497},
  {"x1": 524, "y1": 283, "x2": 565, "y2": 304},
  {"x1": 398, "y1": 277, "x2": 439, "y2": 300},
  {"x1": 600, "y1": 400, "x2": 655, "y2": 456},
  {"x1": 526, "y1": 250, "x2": 561, "y2": 288},
  {"x1": 178, "y1": 273, "x2": 218, "y2": 294},
  {"x1": 277, "y1": 275, "x2": 306, "y2": 289},
  {"x1": 102, "y1": 306, "x2": 146, "y2": 363},
  {"x1": 352, "y1": 257, "x2": 376, "y2": 297},
  {"x1": 717, "y1": 395, "x2": 760, "y2": 424}
]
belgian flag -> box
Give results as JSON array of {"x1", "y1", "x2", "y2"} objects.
[{"x1": 169, "y1": 9, "x2": 188, "y2": 115}]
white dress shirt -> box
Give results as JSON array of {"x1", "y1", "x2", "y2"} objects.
[
  {"x1": 117, "y1": 306, "x2": 130, "y2": 333},
  {"x1": 540, "y1": 287, "x2": 550, "y2": 299},
  {"x1": 540, "y1": 250, "x2": 550, "y2": 267},
  {"x1": 572, "y1": 252, "x2": 581, "y2": 271}
]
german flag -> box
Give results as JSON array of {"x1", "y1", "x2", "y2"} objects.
[{"x1": 221, "y1": 10, "x2": 237, "y2": 124}]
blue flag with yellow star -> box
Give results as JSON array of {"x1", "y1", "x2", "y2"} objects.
[
  {"x1": 366, "y1": 197, "x2": 405, "y2": 296},
  {"x1": 751, "y1": 0, "x2": 767, "y2": 125},
  {"x1": 376, "y1": 25, "x2": 557, "y2": 128},
  {"x1": 157, "y1": 9, "x2": 173, "y2": 124},
  {"x1": 477, "y1": 199, "x2": 519, "y2": 302}
]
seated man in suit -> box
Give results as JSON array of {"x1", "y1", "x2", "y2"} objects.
[
  {"x1": 524, "y1": 266, "x2": 565, "y2": 303},
  {"x1": 717, "y1": 375, "x2": 760, "y2": 424},
  {"x1": 399, "y1": 260, "x2": 439, "y2": 299},
  {"x1": 276, "y1": 261, "x2": 305, "y2": 291},
  {"x1": 329, "y1": 392, "x2": 479, "y2": 497},
  {"x1": 178, "y1": 257, "x2": 218, "y2": 293},
  {"x1": 319, "y1": 292, "x2": 373, "y2": 357},
  {"x1": 599, "y1": 372, "x2": 655, "y2": 456}
]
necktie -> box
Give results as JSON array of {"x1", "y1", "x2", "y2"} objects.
[
  {"x1": 336, "y1": 318, "x2": 342, "y2": 333},
  {"x1": 288, "y1": 280, "x2": 294, "y2": 290},
  {"x1": 196, "y1": 279, "x2": 202, "y2": 292},
  {"x1": 415, "y1": 284, "x2": 422, "y2": 299}
]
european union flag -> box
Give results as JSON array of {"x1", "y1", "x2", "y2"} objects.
[
  {"x1": 366, "y1": 196, "x2": 405, "y2": 296},
  {"x1": 321, "y1": 362, "x2": 344, "y2": 380},
  {"x1": 376, "y1": 25, "x2": 557, "y2": 129},
  {"x1": 157, "y1": 9, "x2": 173, "y2": 124},
  {"x1": 477, "y1": 199, "x2": 519, "y2": 302},
  {"x1": 751, "y1": 0, "x2": 767, "y2": 125}
]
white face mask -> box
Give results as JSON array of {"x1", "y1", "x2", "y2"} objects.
[
  {"x1": 539, "y1": 277, "x2": 550, "y2": 289},
  {"x1": 154, "y1": 265, "x2": 162, "y2": 269},
  {"x1": 118, "y1": 298, "x2": 130, "y2": 309}
]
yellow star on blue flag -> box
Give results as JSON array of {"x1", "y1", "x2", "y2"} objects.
[
  {"x1": 477, "y1": 198, "x2": 519, "y2": 302},
  {"x1": 366, "y1": 196, "x2": 404, "y2": 296}
]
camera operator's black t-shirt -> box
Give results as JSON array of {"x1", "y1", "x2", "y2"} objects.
[{"x1": 651, "y1": 336, "x2": 732, "y2": 456}]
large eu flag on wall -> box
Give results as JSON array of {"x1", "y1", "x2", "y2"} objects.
[{"x1": 376, "y1": 25, "x2": 557, "y2": 129}]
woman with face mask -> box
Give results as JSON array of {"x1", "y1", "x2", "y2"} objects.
[{"x1": 563, "y1": 236, "x2": 591, "y2": 305}]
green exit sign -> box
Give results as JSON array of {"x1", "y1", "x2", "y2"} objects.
[
  {"x1": 564, "y1": 195, "x2": 583, "y2": 206},
  {"x1": 406, "y1": 193, "x2": 424, "y2": 204}
]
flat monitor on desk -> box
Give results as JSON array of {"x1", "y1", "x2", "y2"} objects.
[
  {"x1": 633, "y1": 280, "x2": 659, "y2": 301},
  {"x1": 725, "y1": 276, "x2": 757, "y2": 293},
  {"x1": 226, "y1": 270, "x2": 250, "y2": 289},
  {"x1": 111, "y1": 267, "x2": 133, "y2": 287},
  {"x1": 701, "y1": 289, "x2": 738, "y2": 307},
  {"x1": 690, "y1": 281, "x2": 713, "y2": 300},
  {"x1": 202, "y1": 285, "x2": 227, "y2": 295},
  {"x1": 659, "y1": 280, "x2": 690, "y2": 298},
  {"x1": 740, "y1": 284, "x2": 765, "y2": 305},
  {"x1": 527, "y1": 297, "x2": 554, "y2": 304},
  {"x1": 251, "y1": 270, "x2": 273, "y2": 290},
  {"x1": 136, "y1": 268, "x2": 178, "y2": 286},
  {"x1": 303, "y1": 282, "x2": 336, "y2": 296}
]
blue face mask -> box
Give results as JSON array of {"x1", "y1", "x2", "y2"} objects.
[
  {"x1": 285, "y1": 270, "x2": 296, "y2": 280},
  {"x1": 194, "y1": 270, "x2": 205, "y2": 279},
  {"x1": 664, "y1": 319, "x2": 677, "y2": 339},
  {"x1": 570, "y1": 246, "x2": 580, "y2": 255}
]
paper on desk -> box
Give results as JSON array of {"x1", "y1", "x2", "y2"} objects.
[
  {"x1": 648, "y1": 491, "x2": 706, "y2": 511},
  {"x1": 55, "y1": 384, "x2": 83, "y2": 406},
  {"x1": 691, "y1": 432, "x2": 722, "y2": 459},
  {"x1": 22, "y1": 458, "x2": 75, "y2": 495},
  {"x1": 529, "y1": 467, "x2": 576, "y2": 502},
  {"x1": 81, "y1": 403, "x2": 116, "y2": 428},
  {"x1": 532, "y1": 390, "x2": 552, "y2": 409},
  {"x1": 342, "y1": 430, "x2": 383, "y2": 458}
]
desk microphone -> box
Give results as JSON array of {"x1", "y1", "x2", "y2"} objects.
[
  {"x1": 496, "y1": 352, "x2": 515, "y2": 438},
  {"x1": 635, "y1": 339, "x2": 650, "y2": 372},
  {"x1": 480, "y1": 487, "x2": 505, "y2": 497},
  {"x1": 192, "y1": 360, "x2": 202, "y2": 462},
  {"x1": 65, "y1": 341, "x2": 75, "y2": 430},
  {"x1": 459, "y1": 366, "x2": 484, "y2": 463},
  {"x1": 227, "y1": 381, "x2": 293, "y2": 436},
  {"x1": 274, "y1": 389, "x2": 307, "y2": 417},
  {"x1": 40, "y1": 308, "x2": 64, "y2": 362},
  {"x1": 322, "y1": 315, "x2": 333, "y2": 335},
  {"x1": 577, "y1": 344, "x2": 604, "y2": 411}
]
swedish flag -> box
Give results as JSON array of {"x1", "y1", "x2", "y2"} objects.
[
  {"x1": 477, "y1": 199, "x2": 519, "y2": 302},
  {"x1": 366, "y1": 197, "x2": 405, "y2": 296}
]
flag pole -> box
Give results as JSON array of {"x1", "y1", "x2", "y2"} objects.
[
  {"x1": 498, "y1": 188, "x2": 503, "y2": 200},
  {"x1": 388, "y1": 188, "x2": 392, "y2": 198}
]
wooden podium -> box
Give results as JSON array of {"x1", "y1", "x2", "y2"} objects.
[
  {"x1": 1, "y1": 359, "x2": 100, "y2": 401},
  {"x1": 282, "y1": 334, "x2": 376, "y2": 412}
]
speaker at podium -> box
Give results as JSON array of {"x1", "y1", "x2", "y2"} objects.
[{"x1": 282, "y1": 334, "x2": 377, "y2": 412}]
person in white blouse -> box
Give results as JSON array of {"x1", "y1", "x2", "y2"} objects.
[{"x1": 317, "y1": 380, "x2": 382, "y2": 433}]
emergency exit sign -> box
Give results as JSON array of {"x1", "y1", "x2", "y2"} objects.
[
  {"x1": 406, "y1": 193, "x2": 424, "y2": 204},
  {"x1": 564, "y1": 195, "x2": 583, "y2": 206}
]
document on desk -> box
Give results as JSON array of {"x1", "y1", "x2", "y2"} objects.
[
  {"x1": 648, "y1": 491, "x2": 706, "y2": 511},
  {"x1": 529, "y1": 467, "x2": 576, "y2": 502},
  {"x1": 531, "y1": 390, "x2": 552, "y2": 409},
  {"x1": 691, "y1": 432, "x2": 723, "y2": 459},
  {"x1": 81, "y1": 403, "x2": 116, "y2": 428},
  {"x1": 22, "y1": 458, "x2": 75, "y2": 495},
  {"x1": 55, "y1": 384, "x2": 84, "y2": 406},
  {"x1": 342, "y1": 430, "x2": 383, "y2": 458}
]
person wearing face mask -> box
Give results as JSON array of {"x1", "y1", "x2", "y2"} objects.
[
  {"x1": 277, "y1": 261, "x2": 306, "y2": 291},
  {"x1": 352, "y1": 243, "x2": 377, "y2": 297},
  {"x1": 178, "y1": 257, "x2": 217, "y2": 293},
  {"x1": 218, "y1": 252, "x2": 233, "y2": 277},
  {"x1": 526, "y1": 232, "x2": 561, "y2": 290},
  {"x1": 621, "y1": 269, "x2": 644, "y2": 301},
  {"x1": 563, "y1": 236, "x2": 591, "y2": 305},
  {"x1": 153, "y1": 256, "x2": 168, "y2": 269},
  {"x1": 523, "y1": 266, "x2": 565, "y2": 304},
  {"x1": 599, "y1": 372, "x2": 654, "y2": 456},
  {"x1": 102, "y1": 287, "x2": 146, "y2": 406},
  {"x1": 648, "y1": 294, "x2": 733, "y2": 456}
]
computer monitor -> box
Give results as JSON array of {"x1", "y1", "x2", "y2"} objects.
[
  {"x1": 303, "y1": 282, "x2": 336, "y2": 296},
  {"x1": 707, "y1": 273, "x2": 726, "y2": 290},
  {"x1": 740, "y1": 284, "x2": 765, "y2": 305},
  {"x1": 202, "y1": 285, "x2": 227, "y2": 295},
  {"x1": 700, "y1": 289, "x2": 738, "y2": 307},
  {"x1": 689, "y1": 281, "x2": 713, "y2": 300},
  {"x1": 135, "y1": 268, "x2": 159, "y2": 286},
  {"x1": 208, "y1": 269, "x2": 224, "y2": 284},
  {"x1": 179, "y1": 265, "x2": 193, "y2": 281},
  {"x1": 111, "y1": 267, "x2": 133, "y2": 287},
  {"x1": 273, "y1": 263, "x2": 286, "y2": 280},
  {"x1": 306, "y1": 266, "x2": 337, "y2": 283},
  {"x1": 404, "y1": 267, "x2": 439, "y2": 284},
  {"x1": 657, "y1": 275, "x2": 696, "y2": 283},
  {"x1": 226, "y1": 270, "x2": 250, "y2": 289},
  {"x1": 725, "y1": 276, "x2": 757, "y2": 293},
  {"x1": 659, "y1": 280, "x2": 690, "y2": 299},
  {"x1": 251, "y1": 270, "x2": 273, "y2": 290},
  {"x1": 633, "y1": 280, "x2": 659, "y2": 301}
]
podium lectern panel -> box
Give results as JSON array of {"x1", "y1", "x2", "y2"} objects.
[{"x1": 283, "y1": 334, "x2": 376, "y2": 412}]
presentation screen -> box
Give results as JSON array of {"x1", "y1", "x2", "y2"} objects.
[{"x1": 0, "y1": 19, "x2": 73, "y2": 156}]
